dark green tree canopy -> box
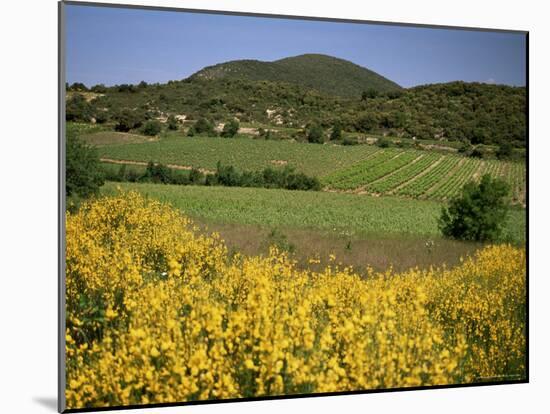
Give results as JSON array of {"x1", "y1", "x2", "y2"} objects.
[
  {"x1": 439, "y1": 175, "x2": 510, "y2": 242},
  {"x1": 66, "y1": 135, "x2": 104, "y2": 198},
  {"x1": 307, "y1": 124, "x2": 325, "y2": 144},
  {"x1": 221, "y1": 119, "x2": 240, "y2": 138}
]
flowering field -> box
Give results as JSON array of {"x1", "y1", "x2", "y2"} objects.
[{"x1": 65, "y1": 192, "x2": 526, "y2": 409}]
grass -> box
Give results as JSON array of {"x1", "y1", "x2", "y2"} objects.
[
  {"x1": 81, "y1": 131, "x2": 157, "y2": 146},
  {"x1": 191, "y1": 220, "x2": 485, "y2": 273},
  {"x1": 101, "y1": 181, "x2": 526, "y2": 243},
  {"x1": 88, "y1": 128, "x2": 525, "y2": 204}
]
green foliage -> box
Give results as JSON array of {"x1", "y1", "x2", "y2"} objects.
[
  {"x1": 141, "y1": 120, "x2": 162, "y2": 136},
  {"x1": 103, "y1": 181, "x2": 525, "y2": 243},
  {"x1": 167, "y1": 115, "x2": 179, "y2": 130},
  {"x1": 210, "y1": 162, "x2": 321, "y2": 191},
  {"x1": 90, "y1": 84, "x2": 108, "y2": 93},
  {"x1": 221, "y1": 119, "x2": 240, "y2": 138},
  {"x1": 376, "y1": 137, "x2": 391, "y2": 148},
  {"x1": 74, "y1": 75, "x2": 525, "y2": 150},
  {"x1": 470, "y1": 147, "x2": 486, "y2": 159},
  {"x1": 307, "y1": 124, "x2": 325, "y2": 144},
  {"x1": 330, "y1": 123, "x2": 342, "y2": 140},
  {"x1": 66, "y1": 135, "x2": 104, "y2": 198},
  {"x1": 458, "y1": 142, "x2": 473, "y2": 155},
  {"x1": 94, "y1": 111, "x2": 110, "y2": 124},
  {"x1": 114, "y1": 108, "x2": 144, "y2": 132},
  {"x1": 194, "y1": 118, "x2": 216, "y2": 136},
  {"x1": 496, "y1": 141, "x2": 514, "y2": 160},
  {"x1": 66, "y1": 94, "x2": 94, "y2": 122},
  {"x1": 361, "y1": 88, "x2": 379, "y2": 100},
  {"x1": 355, "y1": 112, "x2": 378, "y2": 132},
  {"x1": 439, "y1": 175, "x2": 510, "y2": 242},
  {"x1": 68, "y1": 82, "x2": 88, "y2": 92},
  {"x1": 191, "y1": 53, "x2": 401, "y2": 97}
]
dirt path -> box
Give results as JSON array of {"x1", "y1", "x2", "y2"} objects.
[{"x1": 100, "y1": 158, "x2": 215, "y2": 174}]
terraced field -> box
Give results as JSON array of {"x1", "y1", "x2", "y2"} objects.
[
  {"x1": 80, "y1": 126, "x2": 526, "y2": 204},
  {"x1": 323, "y1": 151, "x2": 526, "y2": 204}
]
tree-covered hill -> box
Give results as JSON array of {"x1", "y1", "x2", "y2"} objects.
[
  {"x1": 67, "y1": 76, "x2": 526, "y2": 149},
  {"x1": 190, "y1": 54, "x2": 402, "y2": 97}
]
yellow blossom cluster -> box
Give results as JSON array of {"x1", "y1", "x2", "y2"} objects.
[{"x1": 65, "y1": 192, "x2": 526, "y2": 409}]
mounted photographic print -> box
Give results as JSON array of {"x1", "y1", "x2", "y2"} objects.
[{"x1": 59, "y1": 1, "x2": 528, "y2": 411}]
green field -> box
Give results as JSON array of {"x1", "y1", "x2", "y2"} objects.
[
  {"x1": 322, "y1": 150, "x2": 525, "y2": 204},
  {"x1": 102, "y1": 181, "x2": 526, "y2": 243},
  {"x1": 96, "y1": 132, "x2": 380, "y2": 177},
  {"x1": 85, "y1": 127, "x2": 526, "y2": 204}
]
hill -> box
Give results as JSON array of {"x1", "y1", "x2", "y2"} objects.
[
  {"x1": 67, "y1": 78, "x2": 526, "y2": 149},
  {"x1": 190, "y1": 54, "x2": 402, "y2": 97}
]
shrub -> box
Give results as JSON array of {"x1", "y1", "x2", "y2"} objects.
[
  {"x1": 458, "y1": 142, "x2": 473, "y2": 155},
  {"x1": 66, "y1": 135, "x2": 104, "y2": 198},
  {"x1": 194, "y1": 118, "x2": 215, "y2": 135},
  {"x1": 94, "y1": 111, "x2": 109, "y2": 124},
  {"x1": 142, "y1": 161, "x2": 172, "y2": 184},
  {"x1": 90, "y1": 84, "x2": 107, "y2": 93},
  {"x1": 496, "y1": 141, "x2": 513, "y2": 160},
  {"x1": 114, "y1": 109, "x2": 143, "y2": 132},
  {"x1": 65, "y1": 192, "x2": 526, "y2": 408},
  {"x1": 470, "y1": 147, "x2": 486, "y2": 159},
  {"x1": 69, "y1": 82, "x2": 88, "y2": 92},
  {"x1": 330, "y1": 123, "x2": 342, "y2": 140},
  {"x1": 439, "y1": 174, "x2": 510, "y2": 242},
  {"x1": 221, "y1": 119, "x2": 240, "y2": 137},
  {"x1": 342, "y1": 137, "x2": 358, "y2": 146},
  {"x1": 66, "y1": 94, "x2": 93, "y2": 122},
  {"x1": 307, "y1": 124, "x2": 325, "y2": 144},
  {"x1": 167, "y1": 115, "x2": 179, "y2": 131},
  {"x1": 141, "y1": 120, "x2": 162, "y2": 136},
  {"x1": 361, "y1": 88, "x2": 379, "y2": 100},
  {"x1": 355, "y1": 112, "x2": 378, "y2": 132},
  {"x1": 377, "y1": 137, "x2": 391, "y2": 148},
  {"x1": 188, "y1": 168, "x2": 204, "y2": 184}
]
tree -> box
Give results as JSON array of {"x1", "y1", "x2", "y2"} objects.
[
  {"x1": 114, "y1": 109, "x2": 143, "y2": 132},
  {"x1": 307, "y1": 124, "x2": 324, "y2": 143},
  {"x1": 69, "y1": 82, "x2": 88, "y2": 92},
  {"x1": 90, "y1": 84, "x2": 107, "y2": 93},
  {"x1": 355, "y1": 112, "x2": 378, "y2": 132},
  {"x1": 66, "y1": 135, "x2": 104, "y2": 198},
  {"x1": 66, "y1": 94, "x2": 93, "y2": 122},
  {"x1": 439, "y1": 175, "x2": 510, "y2": 242},
  {"x1": 330, "y1": 123, "x2": 342, "y2": 140},
  {"x1": 167, "y1": 115, "x2": 179, "y2": 131},
  {"x1": 496, "y1": 141, "x2": 513, "y2": 160},
  {"x1": 376, "y1": 137, "x2": 391, "y2": 148},
  {"x1": 221, "y1": 119, "x2": 240, "y2": 138},
  {"x1": 141, "y1": 120, "x2": 162, "y2": 136},
  {"x1": 361, "y1": 88, "x2": 378, "y2": 100},
  {"x1": 194, "y1": 118, "x2": 215, "y2": 135}
]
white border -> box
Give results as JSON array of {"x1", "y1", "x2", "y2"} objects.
[{"x1": 2, "y1": 1, "x2": 548, "y2": 413}]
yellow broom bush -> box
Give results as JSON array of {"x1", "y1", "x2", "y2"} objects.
[{"x1": 65, "y1": 192, "x2": 526, "y2": 409}]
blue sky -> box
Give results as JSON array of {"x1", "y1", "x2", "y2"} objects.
[{"x1": 66, "y1": 4, "x2": 526, "y2": 88}]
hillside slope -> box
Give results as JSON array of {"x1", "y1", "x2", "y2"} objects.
[{"x1": 190, "y1": 54, "x2": 402, "y2": 97}]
